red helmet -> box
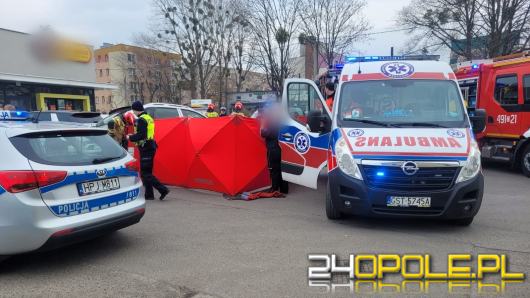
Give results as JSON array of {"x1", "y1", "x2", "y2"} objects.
[
  {"x1": 234, "y1": 102, "x2": 243, "y2": 110},
  {"x1": 207, "y1": 103, "x2": 215, "y2": 110},
  {"x1": 123, "y1": 111, "x2": 136, "y2": 126}
]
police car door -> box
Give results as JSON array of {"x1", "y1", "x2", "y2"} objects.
[{"x1": 279, "y1": 79, "x2": 331, "y2": 189}]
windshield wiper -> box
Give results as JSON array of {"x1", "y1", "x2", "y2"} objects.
[
  {"x1": 343, "y1": 119, "x2": 399, "y2": 127},
  {"x1": 392, "y1": 122, "x2": 448, "y2": 128},
  {"x1": 92, "y1": 157, "x2": 120, "y2": 164}
]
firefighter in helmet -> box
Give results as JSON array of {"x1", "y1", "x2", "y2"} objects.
[{"x1": 206, "y1": 103, "x2": 219, "y2": 118}]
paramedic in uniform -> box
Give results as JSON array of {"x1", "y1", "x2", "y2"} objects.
[
  {"x1": 128, "y1": 101, "x2": 169, "y2": 200},
  {"x1": 324, "y1": 82, "x2": 336, "y2": 111}
]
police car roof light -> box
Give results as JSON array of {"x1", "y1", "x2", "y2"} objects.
[{"x1": 0, "y1": 110, "x2": 33, "y2": 121}]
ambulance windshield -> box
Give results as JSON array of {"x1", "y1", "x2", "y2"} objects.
[{"x1": 338, "y1": 80, "x2": 466, "y2": 128}]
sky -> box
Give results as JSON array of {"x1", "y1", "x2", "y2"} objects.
[{"x1": 0, "y1": 0, "x2": 441, "y2": 59}]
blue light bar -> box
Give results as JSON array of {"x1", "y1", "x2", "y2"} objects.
[
  {"x1": 344, "y1": 55, "x2": 440, "y2": 63},
  {"x1": 471, "y1": 64, "x2": 479, "y2": 69},
  {"x1": 376, "y1": 171, "x2": 385, "y2": 177},
  {"x1": 0, "y1": 110, "x2": 32, "y2": 121}
]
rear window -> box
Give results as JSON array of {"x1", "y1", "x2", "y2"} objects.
[
  {"x1": 57, "y1": 113, "x2": 102, "y2": 123},
  {"x1": 10, "y1": 130, "x2": 126, "y2": 166}
]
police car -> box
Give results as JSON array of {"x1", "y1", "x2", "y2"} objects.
[
  {"x1": 279, "y1": 56, "x2": 487, "y2": 225},
  {"x1": 0, "y1": 110, "x2": 145, "y2": 258}
]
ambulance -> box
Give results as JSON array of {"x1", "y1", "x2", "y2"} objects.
[{"x1": 280, "y1": 56, "x2": 487, "y2": 225}]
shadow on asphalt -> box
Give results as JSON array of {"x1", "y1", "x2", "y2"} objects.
[{"x1": 0, "y1": 231, "x2": 132, "y2": 273}]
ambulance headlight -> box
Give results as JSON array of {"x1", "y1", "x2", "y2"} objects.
[
  {"x1": 456, "y1": 140, "x2": 481, "y2": 183},
  {"x1": 335, "y1": 139, "x2": 363, "y2": 180}
]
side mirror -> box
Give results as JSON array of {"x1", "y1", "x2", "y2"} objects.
[
  {"x1": 307, "y1": 110, "x2": 331, "y2": 134},
  {"x1": 468, "y1": 108, "x2": 486, "y2": 134}
]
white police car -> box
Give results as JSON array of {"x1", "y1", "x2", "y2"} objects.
[{"x1": 0, "y1": 110, "x2": 145, "y2": 258}]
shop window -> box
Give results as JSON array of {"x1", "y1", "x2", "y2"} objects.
[
  {"x1": 524, "y1": 75, "x2": 530, "y2": 104},
  {"x1": 494, "y1": 75, "x2": 518, "y2": 105}
]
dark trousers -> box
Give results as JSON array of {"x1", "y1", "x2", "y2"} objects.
[
  {"x1": 139, "y1": 148, "x2": 167, "y2": 198},
  {"x1": 266, "y1": 141, "x2": 285, "y2": 192}
]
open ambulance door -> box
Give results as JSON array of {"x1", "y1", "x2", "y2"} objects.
[{"x1": 279, "y1": 78, "x2": 332, "y2": 189}]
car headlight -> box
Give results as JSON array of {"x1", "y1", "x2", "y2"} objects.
[
  {"x1": 456, "y1": 140, "x2": 481, "y2": 183},
  {"x1": 335, "y1": 139, "x2": 363, "y2": 180}
]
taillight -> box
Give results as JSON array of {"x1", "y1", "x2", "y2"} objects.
[
  {"x1": 125, "y1": 159, "x2": 140, "y2": 173},
  {"x1": 0, "y1": 170, "x2": 67, "y2": 193}
]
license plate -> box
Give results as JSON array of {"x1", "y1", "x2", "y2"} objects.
[
  {"x1": 77, "y1": 177, "x2": 120, "y2": 196},
  {"x1": 387, "y1": 196, "x2": 431, "y2": 208}
]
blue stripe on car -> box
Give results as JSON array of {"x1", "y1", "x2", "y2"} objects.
[
  {"x1": 280, "y1": 126, "x2": 329, "y2": 149},
  {"x1": 40, "y1": 166, "x2": 137, "y2": 194},
  {"x1": 352, "y1": 155, "x2": 467, "y2": 161},
  {"x1": 0, "y1": 186, "x2": 5, "y2": 195},
  {"x1": 49, "y1": 188, "x2": 140, "y2": 217}
]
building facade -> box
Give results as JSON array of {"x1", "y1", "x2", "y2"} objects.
[
  {"x1": 0, "y1": 28, "x2": 114, "y2": 112},
  {"x1": 94, "y1": 44, "x2": 182, "y2": 113}
]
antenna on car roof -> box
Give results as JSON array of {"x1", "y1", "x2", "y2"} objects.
[{"x1": 32, "y1": 109, "x2": 42, "y2": 123}]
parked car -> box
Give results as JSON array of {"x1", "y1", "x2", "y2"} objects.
[
  {"x1": 96, "y1": 103, "x2": 205, "y2": 128},
  {"x1": 32, "y1": 111, "x2": 102, "y2": 125},
  {"x1": 0, "y1": 111, "x2": 145, "y2": 259}
]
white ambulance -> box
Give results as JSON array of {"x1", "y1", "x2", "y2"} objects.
[{"x1": 280, "y1": 56, "x2": 487, "y2": 225}]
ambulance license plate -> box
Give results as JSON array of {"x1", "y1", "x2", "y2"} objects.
[
  {"x1": 387, "y1": 196, "x2": 431, "y2": 208},
  {"x1": 77, "y1": 178, "x2": 120, "y2": 196}
]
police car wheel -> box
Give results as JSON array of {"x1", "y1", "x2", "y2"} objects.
[
  {"x1": 451, "y1": 217, "x2": 474, "y2": 226},
  {"x1": 521, "y1": 145, "x2": 530, "y2": 178},
  {"x1": 326, "y1": 180, "x2": 343, "y2": 220}
]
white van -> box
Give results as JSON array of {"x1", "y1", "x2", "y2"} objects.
[{"x1": 279, "y1": 56, "x2": 487, "y2": 225}]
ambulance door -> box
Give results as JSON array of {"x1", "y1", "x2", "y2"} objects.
[{"x1": 279, "y1": 78, "x2": 331, "y2": 189}]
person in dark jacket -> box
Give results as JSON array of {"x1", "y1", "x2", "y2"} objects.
[
  {"x1": 128, "y1": 101, "x2": 169, "y2": 200},
  {"x1": 260, "y1": 102, "x2": 288, "y2": 193}
]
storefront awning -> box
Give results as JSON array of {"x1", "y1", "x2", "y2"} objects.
[{"x1": 0, "y1": 72, "x2": 118, "y2": 89}]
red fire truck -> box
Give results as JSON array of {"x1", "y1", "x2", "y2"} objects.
[{"x1": 456, "y1": 51, "x2": 530, "y2": 176}]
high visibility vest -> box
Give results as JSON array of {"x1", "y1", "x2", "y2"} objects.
[
  {"x1": 135, "y1": 113, "x2": 155, "y2": 146},
  {"x1": 206, "y1": 111, "x2": 219, "y2": 118}
]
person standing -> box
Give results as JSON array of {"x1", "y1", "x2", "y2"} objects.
[
  {"x1": 107, "y1": 113, "x2": 127, "y2": 149},
  {"x1": 219, "y1": 106, "x2": 228, "y2": 117},
  {"x1": 260, "y1": 102, "x2": 288, "y2": 194},
  {"x1": 206, "y1": 103, "x2": 219, "y2": 118},
  {"x1": 128, "y1": 101, "x2": 169, "y2": 201},
  {"x1": 324, "y1": 82, "x2": 335, "y2": 112}
]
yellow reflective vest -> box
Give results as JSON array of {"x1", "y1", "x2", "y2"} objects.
[
  {"x1": 134, "y1": 113, "x2": 155, "y2": 146},
  {"x1": 206, "y1": 111, "x2": 219, "y2": 118}
]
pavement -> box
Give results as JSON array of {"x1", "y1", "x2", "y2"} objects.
[{"x1": 0, "y1": 162, "x2": 529, "y2": 297}]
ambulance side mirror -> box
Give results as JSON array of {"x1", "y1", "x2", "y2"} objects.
[
  {"x1": 468, "y1": 108, "x2": 486, "y2": 134},
  {"x1": 308, "y1": 110, "x2": 331, "y2": 134}
]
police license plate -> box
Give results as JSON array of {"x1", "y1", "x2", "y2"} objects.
[
  {"x1": 77, "y1": 177, "x2": 120, "y2": 196},
  {"x1": 387, "y1": 196, "x2": 431, "y2": 208}
]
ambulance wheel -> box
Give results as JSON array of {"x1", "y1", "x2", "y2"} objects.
[
  {"x1": 451, "y1": 217, "x2": 474, "y2": 226},
  {"x1": 326, "y1": 181, "x2": 343, "y2": 220},
  {"x1": 521, "y1": 145, "x2": 530, "y2": 178}
]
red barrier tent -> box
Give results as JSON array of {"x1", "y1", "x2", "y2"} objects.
[{"x1": 142, "y1": 116, "x2": 271, "y2": 196}]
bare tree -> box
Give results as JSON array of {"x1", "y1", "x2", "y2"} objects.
[
  {"x1": 232, "y1": 13, "x2": 254, "y2": 94},
  {"x1": 249, "y1": 0, "x2": 302, "y2": 95},
  {"x1": 480, "y1": 0, "x2": 530, "y2": 57},
  {"x1": 155, "y1": 0, "x2": 219, "y2": 99},
  {"x1": 299, "y1": 0, "x2": 370, "y2": 76},
  {"x1": 399, "y1": 0, "x2": 530, "y2": 60}
]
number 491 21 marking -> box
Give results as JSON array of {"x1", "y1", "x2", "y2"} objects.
[{"x1": 497, "y1": 114, "x2": 517, "y2": 124}]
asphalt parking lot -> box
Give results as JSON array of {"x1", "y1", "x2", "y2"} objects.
[{"x1": 1, "y1": 162, "x2": 529, "y2": 297}]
